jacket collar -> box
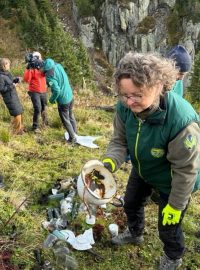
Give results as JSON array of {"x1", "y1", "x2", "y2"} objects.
[{"x1": 137, "y1": 94, "x2": 167, "y2": 125}]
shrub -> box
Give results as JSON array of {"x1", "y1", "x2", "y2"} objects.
[{"x1": 0, "y1": 128, "x2": 10, "y2": 143}]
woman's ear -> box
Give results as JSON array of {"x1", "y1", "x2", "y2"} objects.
[{"x1": 156, "y1": 80, "x2": 164, "y2": 94}]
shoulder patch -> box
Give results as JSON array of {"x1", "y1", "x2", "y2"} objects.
[
  {"x1": 184, "y1": 134, "x2": 197, "y2": 150},
  {"x1": 151, "y1": 148, "x2": 165, "y2": 158}
]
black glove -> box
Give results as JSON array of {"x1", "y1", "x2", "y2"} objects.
[
  {"x1": 13, "y1": 77, "x2": 20, "y2": 84},
  {"x1": 103, "y1": 162, "x2": 113, "y2": 173},
  {"x1": 26, "y1": 63, "x2": 31, "y2": 69}
]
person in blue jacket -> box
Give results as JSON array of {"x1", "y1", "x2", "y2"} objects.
[
  {"x1": 166, "y1": 45, "x2": 192, "y2": 97},
  {"x1": 43, "y1": 59, "x2": 77, "y2": 143}
]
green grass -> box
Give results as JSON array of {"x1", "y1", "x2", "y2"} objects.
[{"x1": 0, "y1": 83, "x2": 200, "y2": 270}]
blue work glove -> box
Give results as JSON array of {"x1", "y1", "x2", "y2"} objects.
[{"x1": 162, "y1": 204, "x2": 182, "y2": 226}]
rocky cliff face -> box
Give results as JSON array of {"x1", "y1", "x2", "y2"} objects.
[{"x1": 73, "y1": 0, "x2": 200, "y2": 66}]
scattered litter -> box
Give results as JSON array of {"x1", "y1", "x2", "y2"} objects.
[
  {"x1": 51, "y1": 228, "x2": 95, "y2": 251},
  {"x1": 85, "y1": 169, "x2": 106, "y2": 198},
  {"x1": 77, "y1": 160, "x2": 116, "y2": 206},
  {"x1": 39, "y1": 168, "x2": 124, "y2": 269},
  {"x1": 108, "y1": 223, "x2": 119, "y2": 237},
  {"x1": 43, "y1": 233, "x2": 58, "y2": 248},
  {"x1": 110, "y1": 195, "x2": 124, "y2": 207},
  {"x1": 65, "y1": 132, "x2": 100, "y2": 148},
  {"x1": 48, "y1": 193, "x2": 65, "y2": 201},
  {"x1": 53, "y1": 241, "x2": 78, "y2": 270},
  {"x1": 86, "y1": 214, "x2": 96, "y2": 225},
  {"x1": 100, "y1": 204, "x2": 107, "y2": 209}
]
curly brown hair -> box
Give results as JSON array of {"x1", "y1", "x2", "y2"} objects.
[{"x1": 114, "y1": 52, "x2": 178, "y2": 93}]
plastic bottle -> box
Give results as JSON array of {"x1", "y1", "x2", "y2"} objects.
[
  {"x1": 47, "y1": 208, "x2": 54, "y2": 221},
  {"x1": 60, "y1": 198, "x2": 73, "y2": 215},
  {"x1": 42, "y1": 260, "x2": 54, "y2": 270},
  {"x1": 53, "y1": 241, "x2": 78, "y2": 270},
  {"x1": 67, "y1": 189, "x2": 76, "y2": 199},
  {"x1": 43, "y1": 233, "x2": 58, "y2": 248},
  {"x1": 48, "y1": 193, "x2": 65, "y2": 201},
  {"x1": 53, "y1": 208, "x2": 60, "y2": 219}
]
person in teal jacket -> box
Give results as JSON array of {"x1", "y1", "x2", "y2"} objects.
[
  {"x1": 43, "y1": 59, "x2": 77, "y2": 143},
  {"x1": 166, "y1": 45, "x2": 192, "y2": 97},
  {"x1": 103, "y1": 52, "x2": 200, "y2": 270}
]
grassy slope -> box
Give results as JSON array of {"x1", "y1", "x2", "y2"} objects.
[
  {"x1": 0, "y1": 81, "x2": 200, "y2": 270},
  {"x1": 0, "y1": 17, "x2": 200, "y2": 270}
]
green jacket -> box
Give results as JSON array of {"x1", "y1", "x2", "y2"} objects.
[
  {"x1": 105, "y1": 91, "x2": 200, "y2": 210},
  {"x1": 43, "y1": 58, "x2": 73, "y2": 105},
  {"x1": 171, "y1": 80, "x2": 184, "y2": 97}
]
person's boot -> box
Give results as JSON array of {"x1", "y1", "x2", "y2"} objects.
[
  {"x1": 158, "y1": 253, "x2": 182, "y2": 270},
  {"x1": 111, "y1": 227, "x2": 144, "y2": 245}
]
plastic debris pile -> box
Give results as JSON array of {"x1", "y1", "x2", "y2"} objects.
[{"x1": 38, "y1": 175, "x2": 124, "y2": 269}]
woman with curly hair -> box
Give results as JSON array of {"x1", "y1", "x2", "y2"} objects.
[{"x1": 102, "y1": 52, "x2": 200, "y2": 270}]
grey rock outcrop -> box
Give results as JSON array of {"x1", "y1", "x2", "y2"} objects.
[{"x1": 73, "y1": 0, "x2": 200, "y2": 66}]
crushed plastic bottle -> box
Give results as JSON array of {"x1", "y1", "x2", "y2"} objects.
[
  {"x1": 43, "y1": 233, "x2": 58, "y2": 248},
  {"x1": 60, "y1": 198, "x2": 73, "y2": 215},
  {"x1": 48, "y1": 193, "x2": 65, "y2": 201},
  {"x1": 53, "y1": 241, "x2": 78, "y2": 270},
  {"x1": 42, "y1": 260, "x2": 54, "y2": 270}
]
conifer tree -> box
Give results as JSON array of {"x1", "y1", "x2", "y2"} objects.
[{"x1": 187, "y1": 51, "x2": 200, "y2": 103}]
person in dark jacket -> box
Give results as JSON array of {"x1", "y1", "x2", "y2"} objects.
[
  {"x1": 166, "y1": 45, "x2": 192, "y2": 97},
  {"x1": 102, "y1": 52, "x2": 200, "y2": 270},
  {"x1": 0, "y1": 58, "x2": 24, "y2": 135},
  {"x1": 43, "y1": 58, "x2": 77, "y2": 143},
  {"x1": 23, "y1": 52, "x2": 48, "y2": 133}
]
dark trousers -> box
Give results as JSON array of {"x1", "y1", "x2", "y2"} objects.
[
  {"x1": 58, "y1": 100, "x2": 77, "y2": 141},
  {"x1": 28, "y1": 92, "x2": 47, "y2": 129},
  {"x1": 124, "y1": 168, "x2": 187, "y2": 260}
]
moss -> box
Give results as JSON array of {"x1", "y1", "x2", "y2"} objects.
[
  {"x1": 136, "y1": 16, "x2": 156, "y2": 35},
  {"x1": 166, "y1": 10, "x2": 184, "y2": 46},
  {"x1": 75, "y1": 0, "x2": 104, "y2": 18}
]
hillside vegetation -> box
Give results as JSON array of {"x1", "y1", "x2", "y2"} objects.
[
  {"x1": 0, "y1": 0, "x2": 92, "y2": 86},
  {"x1": 0, "y1": 67, "x2": 200, "y2": 270},
  {"x1": 0, "y1": 1, "x2": 200, "y2": 270}
]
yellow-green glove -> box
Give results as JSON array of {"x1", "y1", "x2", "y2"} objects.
[
  {"x1": 162, "y1": 204, "x2": 182, "y2": 226},
  {"x1": 102, "y1": 158, "x2": 116, "y2": 173}
]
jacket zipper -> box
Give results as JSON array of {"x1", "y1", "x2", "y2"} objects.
[{"x1": 135, "y1": 119, "x2": 143, "y2": 178}]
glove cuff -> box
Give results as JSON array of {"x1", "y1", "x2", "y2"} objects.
[{"x1": 102, "y1": 158, "x2": 116, "y2": 172}]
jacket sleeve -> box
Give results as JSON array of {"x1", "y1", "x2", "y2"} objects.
[
  {"x1": 48, "y1": 78, "x2": 60, "y2": 103},
  {"x1": 104, "y1": 112, "x2": 128, "y2": 170},
  {"x1": 0, "y1": 76, "x2": 9, "y2": 93},
  {"x1": 167, "y1": 122, "x2": 200, "y2": 210},
  {"x1": 23, "y1": 69, "x2": 32, "y2": 83}
]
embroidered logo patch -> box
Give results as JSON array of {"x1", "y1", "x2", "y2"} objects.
[
  {"x1": 184, "y1": 135, "x2": 197, "y2": 150},
  {"x1": 151, "y1": 148, "x2": 165, "y2": 158}
]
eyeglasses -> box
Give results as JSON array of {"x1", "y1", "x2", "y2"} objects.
[{"x1": 117, "y1": 94, "x2": 143, "y2": 103}]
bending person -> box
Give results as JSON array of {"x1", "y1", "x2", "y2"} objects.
[
  {"x1": 103, "y1": 52, "x2": 200, "y2": 270},
  {"x1": 43, "y1": 59, "x2": 77, "y2": 143}
]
